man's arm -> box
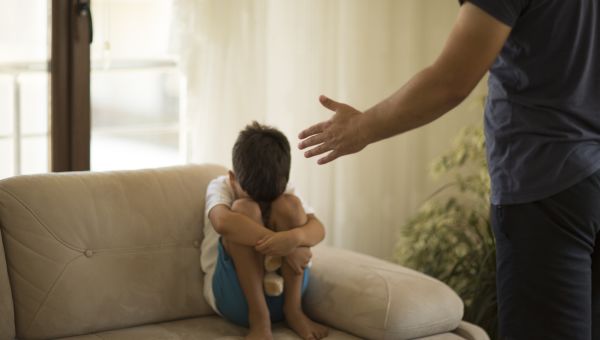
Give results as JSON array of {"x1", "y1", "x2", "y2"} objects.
[
  {"x1": 209, "y1": 204, "x2": 274, "y2": 246},
  {"x1": 298, "y1": 2, "x2": 512, "y2": 164}
]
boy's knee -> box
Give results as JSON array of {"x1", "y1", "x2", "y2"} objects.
[
  {"x1": 271, "y1": 194, "x2": 306, "y2": 229},
  {"x1": 231, "y1": 198, "x2": 262, "y2": 223}
]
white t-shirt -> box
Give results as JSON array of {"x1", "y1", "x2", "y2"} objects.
[{"x1": 201, "y1": 175, "x2": 315, "y2": 313}]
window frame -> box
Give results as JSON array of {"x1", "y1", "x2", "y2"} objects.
[{"x1": 51, "y1": 0, "x2": 91, "y2": 172}]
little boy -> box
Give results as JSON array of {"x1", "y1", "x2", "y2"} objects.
[{"x1": 201, "y1": 122, "x2": 329, "y2": 340}]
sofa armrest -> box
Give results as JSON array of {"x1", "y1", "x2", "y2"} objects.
[
  {"x1": 0, "y1": 230, "x2": 15, "y2": 340},
  {"x1": 452, "y1": 321, "x2": 490, "y2": 340},
  {"x1": 304, "y1": 246, "x2": 464, "y2": 340}
]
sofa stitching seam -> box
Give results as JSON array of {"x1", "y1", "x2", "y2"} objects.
[
  {"x1": 86, "y1": 243, "x2": 199, "y2": 254},
  {"x1": 5, "y1": 261, "x2": 46, "y2": 297},
  {"x1": 0, "y1": 187, "x2": 84, "y2": 252},
  {"x1": 26, "y1": 254, "x2": 84, "y2": 333},
  {"x1": 0, "y1": 186, "x2": 199, "y2": 253},
  {"x1": 2, "y1": 227, "x2": 65, "y2": 266},
  {"x1": 7, "y1": 263, "x2": 45, "y2": 298}
]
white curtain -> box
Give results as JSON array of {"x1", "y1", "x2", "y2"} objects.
[{"x1": 171, "y1": 0, "x2": 486, "y2": 260}]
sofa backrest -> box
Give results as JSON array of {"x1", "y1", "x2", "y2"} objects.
[
  {"x1": 0, "y1": 229, "x2": 16, "y2": 340},
  {"x1": 0, "y1": 164, "x2": 226, "y2": 339}
]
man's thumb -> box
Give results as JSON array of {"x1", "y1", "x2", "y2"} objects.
[{"x1": 319, "y1": 95, "x2": 340, "y2": 111}]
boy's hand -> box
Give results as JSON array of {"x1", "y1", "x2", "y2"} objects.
[
  {"x1": 285, "y1": 247, "x2": 312, "y2": 274},
  {"x1": 255, "y1": 230, "x2": 301, "y2": 256}
]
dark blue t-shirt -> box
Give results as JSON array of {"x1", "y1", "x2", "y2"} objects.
[{"x1": 463, "y1": 0, "x2": 600, "y2": 204}]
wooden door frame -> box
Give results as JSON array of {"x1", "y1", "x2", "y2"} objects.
[{"x1": 51, "y1": 0, "x2": 91, "y2": 172}]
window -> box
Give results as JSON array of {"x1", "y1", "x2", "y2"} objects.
[
  {"x1": 0, "y1": 0, "x2": 187, "y2": 179},
  {"x1": 0, "y1": 0, "x2": 51, "y2": 179},
  {"x1": 90, "y1": 0, "x2": 186, "y2": 171}
]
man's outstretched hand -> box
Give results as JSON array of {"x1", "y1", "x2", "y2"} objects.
[{"x1": 298, "y1": 95, "x2": 369, "y2": 165}]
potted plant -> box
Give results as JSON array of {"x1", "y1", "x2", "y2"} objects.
[{"x1": 394, "y1": 126, "x2": 498, "y2": 338}]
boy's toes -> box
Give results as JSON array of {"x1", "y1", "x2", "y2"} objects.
[{"x1": 314, "y1": 323, "x2": 328, "y2": 339}]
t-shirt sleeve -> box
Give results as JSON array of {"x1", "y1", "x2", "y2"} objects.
[
  {"x1": 459, "y1": 0, "x2": 530, "y2": 27},
  {"x1": 205, "y1": 176, "x2": 235, "y2": 216},
  {"x1": 284, "y1": 183, "x2": 315, "y2": 215}
]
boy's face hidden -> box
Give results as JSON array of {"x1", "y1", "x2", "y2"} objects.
[{"x1": 228, "y1": 171, "x2": 249, "y2": 199}]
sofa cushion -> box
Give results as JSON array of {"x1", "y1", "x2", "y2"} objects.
[
  {"x1": 415, "y1": 334, "x2": 469, "y2": 340},
  {"x1": 57, "y1": 316, "x2": 478, "y2": 340},
  {"x1": 452, "y1": 321, "x2": 490, "y2": 340},
  {"x1": 0, "y1": 164, "x2": 226, "y2": 339},
  {"x1": 305, "y1": 246, "x2": 464, "y2": 339},
  {"x1": 58, "y1": 315, "x2": 362, "y2": 340},
  {"x1": 0, "y1": 229, "x2": 15, "y2": 340}
]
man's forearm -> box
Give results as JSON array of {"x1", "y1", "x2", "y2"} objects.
[
  {"x1": 361, "y1": 65, "x2": 469, "y2": 146},
  {"x1": 361, "y1": 2, "x2": 510, "y2": 146}
]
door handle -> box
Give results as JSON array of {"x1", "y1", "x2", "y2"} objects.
[{"x1": 76, "y1": 0, "x2": 93, "y2": 44}]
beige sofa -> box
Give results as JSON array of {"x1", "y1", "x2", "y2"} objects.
[{"x1": 0, "y1": 164, "x2": 489, "y2": 340}]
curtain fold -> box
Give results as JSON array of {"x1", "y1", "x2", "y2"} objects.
[{"x1": 171, "y1": 0, "x2": 485, "y2": 260}]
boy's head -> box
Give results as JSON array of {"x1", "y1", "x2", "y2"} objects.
[{"x1": 231, "y1": 121, "x2": 291, "y2": 202}]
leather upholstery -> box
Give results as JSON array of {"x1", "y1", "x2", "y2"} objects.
[
  {"x1": 305, "y1": 246, "x2": 464, "y2": 339},
  {"x1": 0, "y1": 165, "x2": 224, "y2": 339},
  {"x1": 58, "y1": 317, "x2": 483, "y2": 340},
  {"x1": 0, "y1": 228, "x2": 15, "y2": 340},
  {"x1": 61, "y1": 316, "x2": 482, "y2": 340},
  {"x1": 58, "y1": 316, "x2": 360, "y2": 340}
]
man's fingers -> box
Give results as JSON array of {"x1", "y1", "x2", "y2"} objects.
[
  {"x1": 304, "y1": 143, "x2": 332, "y2": 158},
  {"x1": 298, "y1": 133, "x2": 326, "y2": 150},
  {"x1": 319, "y1": 95, "x2": 341, "y2": 112},
  {"x1": 317, "y1": 150, "x2": 340, "y2": 165},
  {"x1": 298, "y1": 121, "x2": 326, "y2": 140}
]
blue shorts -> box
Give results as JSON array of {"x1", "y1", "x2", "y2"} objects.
[{"x1": 213, "y1": 239, "x2": 310, "y2": 327}]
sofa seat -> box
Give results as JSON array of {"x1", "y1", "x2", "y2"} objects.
[
  {"x1": 59, "y1": 316, "x2": 359, "y2": 340},
  {"x1": 60, "y1": 316, "x2": 485, "y2": 340}
]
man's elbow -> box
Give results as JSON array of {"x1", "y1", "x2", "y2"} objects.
[
  {"x1": 447, "y1": 86, "x2": 470, "y2": 107},
  {"x1": 429, "y1": 64, "x2": 477, "y2": 107},
  {"x1": 438, "y1": 74, "x2": 473, "y2": 110},
  {"x1": 444, "y1": 73, "x2": 474, "y2": 105}
]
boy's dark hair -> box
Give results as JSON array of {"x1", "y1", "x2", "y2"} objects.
[{"x1": 232, "y1": 121, "x2": 291, "y2": 203}]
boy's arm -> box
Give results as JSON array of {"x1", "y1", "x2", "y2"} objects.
[
  {"x1": 291, "y1": 213, "x2": 325, "y2": 247},
  {"x1": 255, "y1": 213, "x2": 326, "y2": 256},
  {"x1": 209, "y1": 204, "x2": 274, "y2": 246},
  {"x1": 286, "y1": 247, "x2": 313, "y2": 274}
]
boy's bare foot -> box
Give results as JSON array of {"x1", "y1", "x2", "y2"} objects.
[
  {"x1": 245, "y1": 326, "x2": 273, "y2": 340},
  {"x1": 246, "y1": 310, "x2": 273, "y2": 340},
  {"x1": 284, "y1": 307, "x2": 329, "y2": 340}
]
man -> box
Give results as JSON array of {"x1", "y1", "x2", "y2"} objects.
[{"x1": 299, "y1": 1, "x2": 600, "y2": 339}]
